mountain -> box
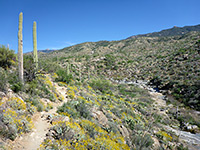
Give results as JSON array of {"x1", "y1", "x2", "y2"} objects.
[
  {"x1": 41, "y1": 30, "x2": 200, "y2": 111},
  {"x1": 128, "y1": 24, "x2": 200, "y2": 38},
  {"x1": 25, "y1": 49, "x2": 55, "y2": 54},
  {"x1": 38, "y1": 49, "x2": 55, "y2": 53}
]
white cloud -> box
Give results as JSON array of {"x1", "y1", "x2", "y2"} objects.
[
  {"x1": 47, "y1": 41, "x2": 77, "y2": 50},
  {"x1": 64, "y1": 41, "x2": 76, "y2": 46}
]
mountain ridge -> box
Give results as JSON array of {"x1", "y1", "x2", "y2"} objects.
[
  {"x1": 41, "y1": 30, "x2": 200, "y2": 111},
  {"x1": 127, "y1": 24, "x2": 200, "y2": 39}
]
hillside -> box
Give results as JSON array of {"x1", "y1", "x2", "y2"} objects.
[
  {"x1": 128, "y1": 24, "x2": 200, "y2": 38},
  {"x1": 41, "y1": 31, "x2": 200, "y2": 110}
]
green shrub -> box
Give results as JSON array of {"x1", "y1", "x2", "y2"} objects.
[
  {"x1": 118, "y1": 84, "x2": 136, "y2": 98},
  {"x1": 177, "y1": 144, "x2": 188, "y2": 150},
  {"x1": 10, "y1": 82, "x2": 23, "y2": 93},
  {"x1": 57, "y1": 100, "x2": 91, "y2": 119},
  {"x1": 131, "y1": 133, "x2": 154, "y2": 150},
  {"x1": 0, "y1": 97, "x2": 33, "y2": 140},
  {"x1": 0, "y1": 45, "x2": 16, "y2": 69},
  {"x1": 24, "y1": 55, "x2": 36, "y2": 82},
  {"x1": 56, "y1": 68, "x2": 73, "y2": 84},
  {"x1": 39, "y1": 59, "x2": 60, "y2": 73},
  {"x1": 8, "y1": 70, "x2": 23, "y2": 92},
  {"x1": 104, "y1": 54, "x2": 116, "y2": 69},
  {"x1": 27, "y1": 96, "x2": 44, "y2": 112},
  {"x1": 89, "y1": 78, "x2": 114, "y2": 94},
  {"x1": 0, "y1": 67, "x2": 8, "y2": 91}
]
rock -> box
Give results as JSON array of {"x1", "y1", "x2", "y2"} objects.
[
  {"x1": 91, "y1": 108, "x2": 108, "y2": 126},
  {"x1": 152, "y1": 137, "x2": 160, "y2": 149},
  {"x1": 46, "y1": 114, "x2": 53, "y2": 120},
  {"x1": 168, "y1": 104, "x2": 174, "y2": 108},
  {"x1": 0, "y1": 92, "x2": 6, "y2": 99},
  {"x1": 117, "y1": 125, "x2": 129, "y2": 139},
  {"x1": 50, "y1": 116, "x2": 69, "y2": 124},
  {"x1": 186, "y1": 124, "x2": 199, "y2": 133},
  {"x1": 41, "y1": 98, "x2": 51, "y2": 103}
]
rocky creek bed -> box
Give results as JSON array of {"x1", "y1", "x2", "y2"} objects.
[{"x1": 110, "y1": 78, "x2": 200, "y2": 150}]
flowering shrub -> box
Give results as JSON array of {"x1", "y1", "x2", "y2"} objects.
[
  {"x1": 40, "y1": 120, "x2": 130, "y2": 150},
  {"x1": 0, "y1": 97, "x2": 33, "y2": 140},
  {"x1": 36, "y1": 75, "x2": 64, "y2": 102}
]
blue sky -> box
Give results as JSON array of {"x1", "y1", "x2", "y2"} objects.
[{"x1": 0, "y1": 0, "x2": 200, "y2": 53}]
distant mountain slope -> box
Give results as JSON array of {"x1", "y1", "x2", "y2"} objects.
[
  {"x1": 25, "y1": 49, "x2": 55, "y2": 54},
  {"x1": 128, "y1": 24, "x2": 200, "y2": 38},
  {"x1": 38, "y1": 49, "x2": 55, "y2": 53},
  {"x1": 41, "y1": 31, "x2": 200, "y2": 110}
]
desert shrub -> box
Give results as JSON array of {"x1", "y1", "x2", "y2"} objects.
[
  {"x1": 0, "y1": 68, "x2": 23, "y2": 93},
  {"x1": 118, "y1": 84, "x2": 136, "y2": 98},
  {"x1": 40, "y1": 120, "x2": 130, "y2": 150},
  {"x1": 0, "y1": 67, "x2": 8, "y2": 91},
  {"x1": 25, "y1": 96, "x2": 45, "y2": 112},
  {"x1": 125, "y1": 118, "x2": 135, "y2": 130},
  {"x1": 0, "y1": 45, "x2": 16, "y2": 69},
  {"x1": 56, "y1": 68, "x2": 73, "y2": 84},
  {"x1": 23, "y1": 55, "x2": 36, "y2": 82},
  {"x1": 104, "y1": 54, "x2": 116, "y2": 69},
  {"x1": 45, "y1": 103, "x2": 53, "y2": 112},
  {"x1": 23, "y1": 75, "x2": 60, "y2": 102},
  {"x1": 39, "y1": 59, "x2": 61, "y2": 73},
  {"x1": 5, "y1": 70, "x2": 23, "y2": 93},
  {"x1": 172, "y1": 83, "x2": 200, "y2": 110},
  {"x1": 131, "y1": 132, "x2": 154, "y2": 150},
  {"x1": 89, "y1": 78, "x2": 114, "y2": 94},
  {"x1": 176, "y1": 144, "x2": 188, "y2": 150},
  {"x1": 50, "y1": 121, "x2": 83, "y2": 140},
  {"x1": 57, "y1": 99, "x2": 91, "y2": 119},
  {"x1": 25, "y1": 79, "x2": 39, "y2": 95},
  {"x1": 11, "y1": 82, "x2": 23, "y2": 93},
  {"x1": 156, "y1": 130, "x2": 173, "y2": 144},
  {"x1": 0, "y1": 97, "x2": 33, "y2": 140}
]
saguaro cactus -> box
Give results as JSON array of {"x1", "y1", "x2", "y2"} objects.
[
  {"x1": 18, "y1": 12, "x2": 23, "y2": 83},
  {"x1": 33, "y1": 21, "x2": 38, "y2": 70},
  {"x1": 67, "y1": 63, "x2": 70, "y2": 75}
]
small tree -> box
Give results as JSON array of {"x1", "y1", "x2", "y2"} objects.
[{"x1": 0, "y1": 45, "x2": 16, "y2": 69}]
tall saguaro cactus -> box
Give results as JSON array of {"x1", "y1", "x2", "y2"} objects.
[
  {"x1": 33, "y1": 21, "x2": 38, "y2": 70},
  {"x1": 18, "y1": 12, "x2": 23, "y2": 83}
]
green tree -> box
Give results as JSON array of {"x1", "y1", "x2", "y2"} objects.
[{"x1": 0, "y1": 45, "x2": 16, "y2": 69}]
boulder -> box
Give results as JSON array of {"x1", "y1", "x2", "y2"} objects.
[
  {"x1": 0, "y1": 91, "x2": 6, "y2": 99},
  {"x1": 91, "y1": 108, "x2": 108, "y2": 126},
  {"x1": 186, "y1": 124, "x2": 199, "y2": 133}
]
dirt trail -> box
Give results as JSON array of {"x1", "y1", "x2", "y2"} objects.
[{"x1": 9, "y1": 82, "x2": 68, "y2": 150}]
